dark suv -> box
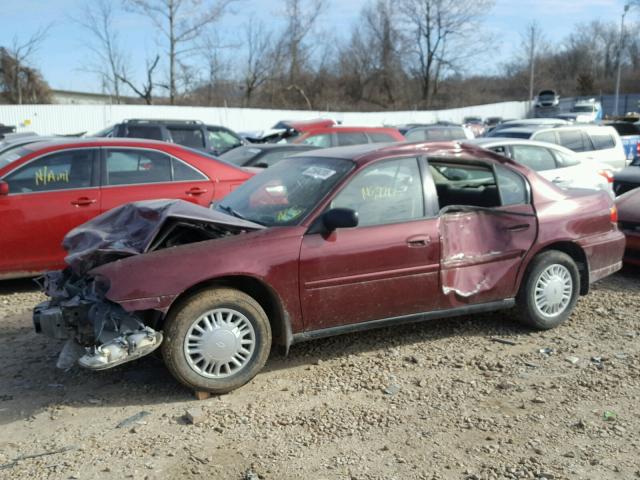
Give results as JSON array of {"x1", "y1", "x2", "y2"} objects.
[{"x1": 94, "y1": 119, "x2": 245, "y2": 156}]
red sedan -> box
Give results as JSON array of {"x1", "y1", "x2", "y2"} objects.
[
  {"x1": 293, "y1": 126, "x2": 405, "y2": 147},
  {"x1": 616, "y1": 188, "x2": 640, "y2": 266},
  {"x1": 34, "y1": 142, "x2": 624, "y2": 392},
  {"x1": 0, "y1": 138, "x2": 252, "y2": 279}
]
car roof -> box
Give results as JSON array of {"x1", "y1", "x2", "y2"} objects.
[
  {"x1": 17, "y1": 137, "x2": 182, "y2": 151},
  {"x1": 465, "y1": 137, "x2": 575, "y2": 153},
  {"x1": 239, "y1": 143, "x2": 318, "y2": 151},
  {"x1": 302, "y1": 126, "x2": 401, "y2": 134},
  {"x1": 293, "y1": 141, "x2": 508, "y2": 167}
]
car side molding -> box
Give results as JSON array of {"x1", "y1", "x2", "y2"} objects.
[{"x1": 291, "y1": 298, "x2": 516, "y2": 344}]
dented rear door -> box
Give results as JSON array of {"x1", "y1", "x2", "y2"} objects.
[{"x1": 440, "y1": 205, "x2": 537, "y2": 305}]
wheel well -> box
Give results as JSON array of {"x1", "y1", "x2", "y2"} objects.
[
  {"x1": 161, "y1": 276, "x2": 290, "y2": 348},
  {"x1": 538, "y1": 242, "x2": 589, "y2": 295}
]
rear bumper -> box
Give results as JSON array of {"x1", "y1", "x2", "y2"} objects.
[{"x1": 622, "y1": 230, "x2": 640, "y2": 266}]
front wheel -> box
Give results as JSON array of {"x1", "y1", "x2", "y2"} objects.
[
  {"x1": 162, "y1": 288, "x2": 272, "y2": 394},
  {"x1": 516, "y1": 250, "x2": 580, "y2": 330}
]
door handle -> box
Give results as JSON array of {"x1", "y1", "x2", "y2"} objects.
[
  {"x1": 71, "y1": 197, "x2": 97, "y2": 207},
  {"x1": 407, "y1": 235, "x2": 431, "y2": 247},
  {"x1": 186, "y1": 187, "x2": 208, "y2": 195},
  {"x1": 506, "y1": 224, "x2": 530, "y2": 232}
]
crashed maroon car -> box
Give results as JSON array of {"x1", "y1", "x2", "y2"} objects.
[
  {"x1": 34, "y1": 142, "x2": 625, "y2": 393},
  {"x1": 616, "y1": 187, "x2": 640, "y2": 266}
]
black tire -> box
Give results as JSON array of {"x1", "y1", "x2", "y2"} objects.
[
  {"x1": 516, "y1": 250, "x2": 580, "y2": 330},
  {"x1": 161, "y1": 288, "x2": 271, "y2": 394}
]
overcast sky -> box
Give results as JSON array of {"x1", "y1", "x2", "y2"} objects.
[{"x1": 0, "y1": 0, "x2": 631, "y2": 93}]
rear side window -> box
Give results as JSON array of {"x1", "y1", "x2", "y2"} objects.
[
  {"x1": 368, "y1": 132, "x2": 397, "y2": 143},
  {"x1": 124, "y1": 125, "x2": 163, "y2": 141},
  {"x1": 105, "y1": 149, "x2": 172, "y2": 185},
  {"x1": 495, "y1": 165, "x2": 528, "y2": 205},
  {"x1": 510, "y1": 145, "x2": 556, "y2": 171},
  {"x1": 405, "y1": 129, "x2": 427, "y2": 141},
  {"x1": 4, "y1": 149, "x2": 95, "y2": 193},
  {"x1": 168, "y1": 128, "x2": 205, "y2": 148},
  {"x1": 590, "y1": 133, "x2": 616, "y2": 150},
  {"x1": 556, "y1": 130, "x2": 591, "y2": 152},
  {"x1": 302, "y1": 134, "x2": 332, "y2": 147},
  {"x1": 172, "y1": 158, "x2": 207, "y2": 181},
  {"x1": 337, "y1": 132, "x2": 369, "y2": 146}
]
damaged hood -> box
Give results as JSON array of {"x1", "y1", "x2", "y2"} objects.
[{"x1": 63, "y1": 199, "x2": 265, "y2": 275}]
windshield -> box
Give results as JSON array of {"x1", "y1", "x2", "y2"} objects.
[
  {"x1": 216, "y1": 157, "x2": 354, "y2": 226},
  {"x1": 494, "y1": 130, "x2": 532, "y2": 139},
  {"x1": 0, "y1": 146, "x2": 33, "y2": 168},
  {"x1": 220, "y1": 146, "x2": 262, "y2": 166}
]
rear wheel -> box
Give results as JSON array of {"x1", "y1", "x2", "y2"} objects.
[
  {"x1": 517, "y1": 251, "x2": 580, "y2": 329},
  {"x1": 162, "y1": 288, "x2": 271, "y2": 394}
]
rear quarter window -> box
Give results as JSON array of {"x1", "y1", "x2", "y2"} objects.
[
  {"x1": 124, "y1": 125, "x2": 164, "y2": 141},
  {"x1": 556, "y1": 130, "x2": 591, "y2": 152},
  {"x1": 590, "y1": 133, "x2": 616, "y2": 150}
]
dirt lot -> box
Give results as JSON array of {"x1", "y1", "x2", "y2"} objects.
[{"x1": 0, "y1": 270, "x2": 639, "y2": 480}]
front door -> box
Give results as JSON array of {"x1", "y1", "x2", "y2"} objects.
[
  {"x1": 299, "y1": 157, "x2": 441, "y2": 330},
  {"x1": 0, "y1": 148, "x2": 100, "y2": 276}
]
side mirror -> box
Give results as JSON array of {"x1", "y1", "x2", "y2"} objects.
[
  {"x1": 0, "y1": 181, "x2": 8, "y2": 196},
  {"x1": 322, "y1": 208, "x2": 358, "y2": 231}
]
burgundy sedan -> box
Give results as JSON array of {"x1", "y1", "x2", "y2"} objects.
[
  {"x1": 33, "y1": 142, "x2": 624, "y2": 393},
  {"x1": 616, "y1": 188, "x2": 640, "y2": 266},
  {"x1": 0, "y1": 138, "x2": 252, "y2": 279}
]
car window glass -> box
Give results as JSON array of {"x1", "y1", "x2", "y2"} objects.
[
  {"x1": 168, "y1": 128, "x2": 205, "y2": 148},
  {"x1": 207, "y1": 128, "x2": 241, "y2": 151},
  {"x1": 430, "y1": 162, "x2": 500, "y2": 208},
  {"x1": 331, "y1": 157, "x2": 424, "y2": 226},
  {"x1": 553, "y1": 150, "x2": 580, "y2": 167},
  {"x1": 124, "y1": 125, "x2": 163, "y2": 140},
  {"x1": 4, "y1": 149, "x2": 94, "y2": 193},
  {"x1": 220, "y1": 147, "x2": 261, "y2": 166},
  {"x1": 172, "y1": 158, "x2": 207, "y2": 181},
  {"x1": 495, "y1": 165, "x2": 527, "y2": 205},
  {"x1": 533, "y1": 131, "x2": 557, "y2": 144},
  {"x1": 252, "y1": 150, "x2": 293, "y2": 168},
  {"x1": 369, "y1": 132, "x2": 396, "y2": 143},
  {"x1": 590, "y1": 133, "x2": 615, "y2": 150},
  {"x1": 510, "y1": 145, "x2": 556, "y2": 171},
  {"x1": 488, "y1": 146, "x2": 509, "y2": 157},
  {"x1": 105, "y1": 149, "x2": 172, "y2": 185},
  {"x1": 405, "y1": 129, "x2": 427, "y2": 141},
  {"x1": 0, "y1": 146, "x2": 32, "y2": 168},
  {"x1": 557, "y1": 130, "x2": 590, "y2": 152},
  {"x1": 302, "y1": 134, "x2": 332, "y2": 147},
  {"x1": 337, "y1": 132, "x2": 369, "y2": 146}
]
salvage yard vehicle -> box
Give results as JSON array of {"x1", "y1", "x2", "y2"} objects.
[
  {"x1": 616, "y1": 188, "x2": 640, "y2": 266},
  {"x1": 241, "y1": 118, "x2": 336, "y2": 143},
  {"x1": 495, "y1": 125, "x2": 627, "y2": 170},
  {"x1": 94, "y1": 119, "x2": 246, "y2": 156},
  {"x1": 0, "y1": 138, "x2": 253, "y2": 279},
  {"x1": 613, "y1": 156, "x2": 640, "y2": 196},
  {"x1": 467, "y1": 138, "x2": 614, "y2": 198},
  {"x1": 33, "y1": 142, "x2": 625, "y2": 393},
  {"x1": 402, "y1": 124, "x2": 474, "y2": 142},
  {"x1": 293, "y1": 126, "x2": 405, "y2": 147}
]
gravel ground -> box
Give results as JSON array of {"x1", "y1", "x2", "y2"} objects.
[{"x1": 0, "y1": 269, "x2": 639, "y2": 480}]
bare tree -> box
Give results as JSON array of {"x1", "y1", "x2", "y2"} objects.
[
  {"x1": 126, "y1": 0, "x2": 235, "y2": 104},
  {"x1": 4, "y1": 26, "x2": 51, "y2": 104},
  {"x1": 117, "y1": 55, "x2": 161, "y2": 104},
  {"x1": 0, "y1": 47, "x2": 52, "y2": 104},
  {"x1": 241, "y1": 20, "x2": 272, "y2": 106},
  {"x1": 73, "y1": 0, "x2": 127, "y2": 103},
  {"x1": 400, "y1": 0, "x2": 494, "y2": 106}
]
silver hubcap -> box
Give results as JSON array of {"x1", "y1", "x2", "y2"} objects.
[
  {"x1": 534, "y1": 264, "x2": 573, "y2": 318},
  {"x1": 184, "y1": 308, "x2": 256, "y2": 379}
]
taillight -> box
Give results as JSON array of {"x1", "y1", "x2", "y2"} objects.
[
  {"x1": 610, "y1": 206, "x2": 618, "y2": 224},
  {"x1": 598, "y1": 169, "x2": 614, "y2": 183},
  {"x1": 636, "y1": 141, "x2": 640, "y2": 157}
]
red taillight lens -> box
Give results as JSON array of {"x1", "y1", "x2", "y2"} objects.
[
  {"x1": 636, "y1": 141, "x2": 640, "y2": 156},
  {"x1": 610, "y1": 206, "x2": 618, "y2": 224},
  {"x1": 598, "y1": 169, "x2": 614, "y2": 183}
]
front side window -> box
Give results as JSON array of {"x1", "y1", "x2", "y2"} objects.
[
  {"x1": 331, "y1": 157, "x2": 424, "y2": 227},
  {"x1": 105, "y1": 149, "x2": 172, "y2": 185},
  {"x1": 302, "y1": 134, "x2": 332, "y2": 147},
  {"x1": 4, "y1": 149, "x2": 95, "y2": 193},
  {"x1": 168, "y1": 128, "x2": 205, "y2": 149},
  {"x1": 510, "y1": 145, "x2": 557, "y2": 171}
]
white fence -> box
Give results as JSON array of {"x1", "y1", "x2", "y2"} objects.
[{"x1": 0, "y1": 101, "x2": 529, "y2": 136}]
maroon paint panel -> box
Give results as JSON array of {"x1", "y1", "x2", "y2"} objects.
[
  {"x1": 299, "y1": 219, "x2": 441, "y2": 329},
  {"x1": 440, "y1": 206, "x2": 537, "y2": 305}
]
